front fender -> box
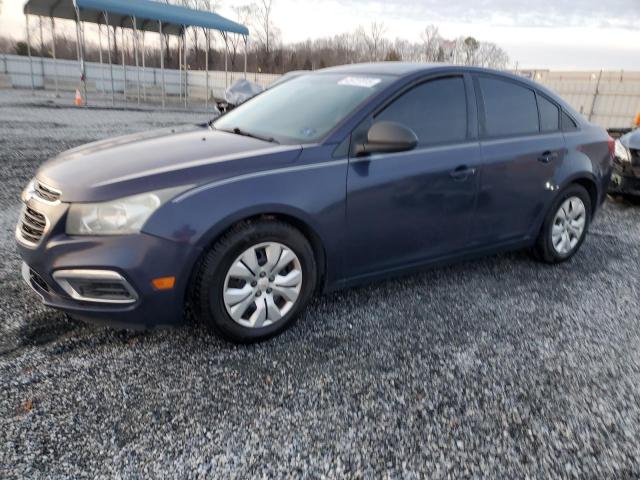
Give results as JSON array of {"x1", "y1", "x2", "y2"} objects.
[{"x1": 142, "y1": 149, "x2": 348, "y2": 288}]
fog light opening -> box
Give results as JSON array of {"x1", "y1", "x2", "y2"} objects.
[{"x1": 52, "y1": 270, "x2": 138, "y2": 304}]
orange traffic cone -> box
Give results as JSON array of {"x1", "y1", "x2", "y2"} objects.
[
  {"x1": 635, "y1": 112, "x2": 640, "y2": 128},
  {"x1": 74, "y1": 89, "x2": 83, "y2": 106}
]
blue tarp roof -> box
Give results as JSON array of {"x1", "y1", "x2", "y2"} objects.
[{"x1": 23, "y1": 0, "x2": 249, "y2": 36}]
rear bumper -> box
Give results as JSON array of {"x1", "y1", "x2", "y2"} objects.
[{"x1": 18, "y1": 232, "x2": 202, "y2": 328}]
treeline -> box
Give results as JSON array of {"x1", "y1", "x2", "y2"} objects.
[{"x1": 1, "y1": 9, "x2": 509, "y2": 74}]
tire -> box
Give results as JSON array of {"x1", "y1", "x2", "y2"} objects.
[
  {"x1": 191, "y1": 219, "x2": 317, "y2": 343},
  {"x1": 532, "y1": 184, "x2": 592, "y2": 264}
]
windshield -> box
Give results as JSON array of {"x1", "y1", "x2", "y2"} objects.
[{"x1": 213, "y1": 73, "x2": 394, "y2": 144}]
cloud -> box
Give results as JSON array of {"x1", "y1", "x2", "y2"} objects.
[{"x1": 337, "y1": 0, "x2": 640, "y2": 29}]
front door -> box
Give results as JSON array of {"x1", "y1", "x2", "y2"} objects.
[{"x1": 345, "y1": 75, "x2": 482, "y2": 279}]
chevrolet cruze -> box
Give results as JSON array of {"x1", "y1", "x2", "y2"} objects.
[{"x1": 16, "y1": 63, "x2": 614, "y2": 343}]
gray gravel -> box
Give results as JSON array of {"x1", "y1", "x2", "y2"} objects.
[{"x1": 1, "y1": 89, "x2": 640, "y2": 478}]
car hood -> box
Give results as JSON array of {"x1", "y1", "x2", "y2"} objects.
[
  {"x1": 36, "y1": 124, "x2": 303, "y2": 202},
  {"x1": 621, "y1": 129, "x2": 640, "y2": 150}
]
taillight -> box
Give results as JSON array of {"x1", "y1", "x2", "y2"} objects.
[{"x1": 607, "y1": 136, "x2": 615, "y2": 159}]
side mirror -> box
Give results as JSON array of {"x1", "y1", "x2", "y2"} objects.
[{"x1": 355, "y1": 121, "x2": 418, "y2": 156}]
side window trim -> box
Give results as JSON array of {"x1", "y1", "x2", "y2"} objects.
[
  {"x1": 370, "y1": 73, "x2": 471, "y2": 147},
  {"x1": 474, "y1": 73, "x2": 543, "y2": 140}
]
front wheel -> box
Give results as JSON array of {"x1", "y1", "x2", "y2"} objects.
[
  {"x1": 532, "y1": 184, "x2": 592, "y2": 264},
  {"x1": 192, "y1": 219, "x2": 317, "y2": 343}
]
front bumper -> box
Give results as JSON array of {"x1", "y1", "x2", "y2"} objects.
[
  {"x1": 18, "y1": 232, "x2": 201, "y2": 328},
  {"x1": 608, "y1": 158, "x2": 640, "y2": 195},
  {"x1": 609, "y1": 168, "x2": 640, "y2": 196}
]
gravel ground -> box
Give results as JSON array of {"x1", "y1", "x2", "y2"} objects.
[{"x1": 1, "y1": 89, "x2": 640, "y2": 478}]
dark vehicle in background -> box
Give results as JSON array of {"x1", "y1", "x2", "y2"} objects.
[
  {"x1": 610, "y1": 128, "x2": 640, "y2": 197},
  {"x1": 16, "y1": 63, "x2": 614, "y2": 343}
]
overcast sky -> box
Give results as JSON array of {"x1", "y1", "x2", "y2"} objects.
[{"x1": 1, "y1": 0, "x2": 639, "y2": 70}]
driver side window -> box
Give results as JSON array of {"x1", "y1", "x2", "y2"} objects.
[{"x1": 375, "y1": 76, "x2": 468, "y2": 146}]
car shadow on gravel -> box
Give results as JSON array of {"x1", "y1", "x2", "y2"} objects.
[{"x1": 0, "y1": 312, "x2": 83, "y2": 358}]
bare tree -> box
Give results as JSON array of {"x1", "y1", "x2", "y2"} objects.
[
  {"x1": 250, "y1": 0, "x2": 280, "y2": 71},
  {"x1": 359, "y1": 21, "x2": 387, "y2": 61},
  {"x1": 226, "y1": 5, "x2": 252, "y2": 69},
  {"x1": 420, "y1": 25, "x2": 441, "y2": 62},
  {"x1": 196, "y1": 0, "x2": 222, "y2": 69},
  {"x1": 475, "y1": 42, "x2": 509, "y2": 69}
]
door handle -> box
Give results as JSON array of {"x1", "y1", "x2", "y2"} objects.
[
  {"x1": 537, "y1": 151, "x2": 558, "y2": 163},
  {"x1": 449, "y1": 165, "x2": 476, "y2": 180}
]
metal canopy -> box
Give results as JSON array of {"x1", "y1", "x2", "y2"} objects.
[
  {"x1": 23, "y1": 0, "x2": 250, "y2": 36},
  {"x1": 22, "y1": 0, "x2": 249, "y2": 109}
]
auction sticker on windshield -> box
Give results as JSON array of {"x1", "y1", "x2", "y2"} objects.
[{"x1": 338, "y1": 76, "x2": 382, "y2": 88}]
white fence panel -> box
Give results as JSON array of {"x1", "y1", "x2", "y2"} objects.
[
  {"x1": 0, "y1": 53, "x2": 282, "y2": 102},
  {"x1": 3, "y1": 54, "x2": 640, "y2": 128}
]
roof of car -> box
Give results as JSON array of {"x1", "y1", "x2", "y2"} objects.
[
  {"x1": 623, "y1": 128, "x2": 640, "y2": 149},
  {"x1": 315, "y1": 62, "x2": 581, "y2": 117},
  {"x1": 316, "y1": 62, "x2": 530, "y2": 84},
  {"x1": 318, "y1": 62, "x2": 448, "y2": 76}
]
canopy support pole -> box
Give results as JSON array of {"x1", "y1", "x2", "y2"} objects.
[
  {"x1": 243, "y1": 35, "x2": 247, "y2": 79},
  {"x1": 178, "y1": 34, "x2": 182, "y2": 103},
  {"x1": 183, "y1": 26, "x2": 187, "y2": 108},
  {"x1": 222, "y1": 32, "x2": 228, "y2": 90},
  {"x1": 141, "y1": 31, "x2": 147, "y2": 101},
  {"x1": 121, "y1": 27, "x2": 127, "y2": 106},
  {"x1": 132, "y1": 16, "x2": 140, "y2": 104},
  {"x1": 80, "y1": 20, "x2": 88, "y2": 104},
  {"x1": 25, "y1": 10, "x2": 34, "y2": 92},
  {"x1": 104, "y1": 11, "x2": 115, "y2": 106},
  {"x1": 98, "y1": 22, "x2": 105, "y2": 94},
  {"x1": 159, "y1": 21, "x2": 165, "y2": 110},
  {"x1": 38, "y1": 16, "x2": 45, "y2": 87},
  {"x1": 73, "y1": 2, "x2": 87, "y2": 105},
  {"x1": 205, "y1": 29, "x2": 210, "y2": 110},
  {"x1": 50, "y1": 17, "x2": 59, "y2": 97}
]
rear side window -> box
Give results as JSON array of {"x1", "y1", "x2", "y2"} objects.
[
  {"x1": 478, "y1": 76, "x2": 539, "y2": 137},
  {"x1": 562, "y1": 111, "x2": 578, "y2": 131},
  {"x1": 538, "y1": 94, "x2": 560, "y2": 132},
  {"x1": 375, "y1": 76, "x2": 467, "y2": 145}
]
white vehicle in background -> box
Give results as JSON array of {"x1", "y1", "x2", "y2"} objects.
[{"x1": 219, "y1": 72, "x2": 306, "y2": 112}]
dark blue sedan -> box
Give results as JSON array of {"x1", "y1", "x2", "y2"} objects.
[{"x1": 16, "y1": 63, "x2": 614, "y2": 343}]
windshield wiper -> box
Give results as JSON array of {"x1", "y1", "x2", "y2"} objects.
[{"x1": 221, "y1": 127, "x2": 279, "y2": 144}]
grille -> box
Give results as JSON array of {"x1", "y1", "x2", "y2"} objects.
[
  {"x1": 34, "y1": 181, "x2": 61, "y2": 203},
  {"x1": 19, "y1": 206, "x2": 47, "y2": 245}
]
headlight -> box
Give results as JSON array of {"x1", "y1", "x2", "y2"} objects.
[
  {"x1": 66, "y1": 186, "x2": 188, "y2": 235},
  {"x1": 615, "y1": 139, "x2": 631, "y2": 163}
]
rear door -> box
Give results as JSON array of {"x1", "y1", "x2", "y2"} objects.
[
  {"x1": 345, "y1": 74, "x2": 482, "y2": 278},
  {"x1": 471, "y1": 75, "x2": 564, "y2": 245}
]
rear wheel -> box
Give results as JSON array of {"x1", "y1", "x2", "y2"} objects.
[
  {"x1": 532, "y1": 184, "x2": 591, "y2": 264},
  {"x1": 192, "y1": 219, "x2": 317, "y2": 343}
]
